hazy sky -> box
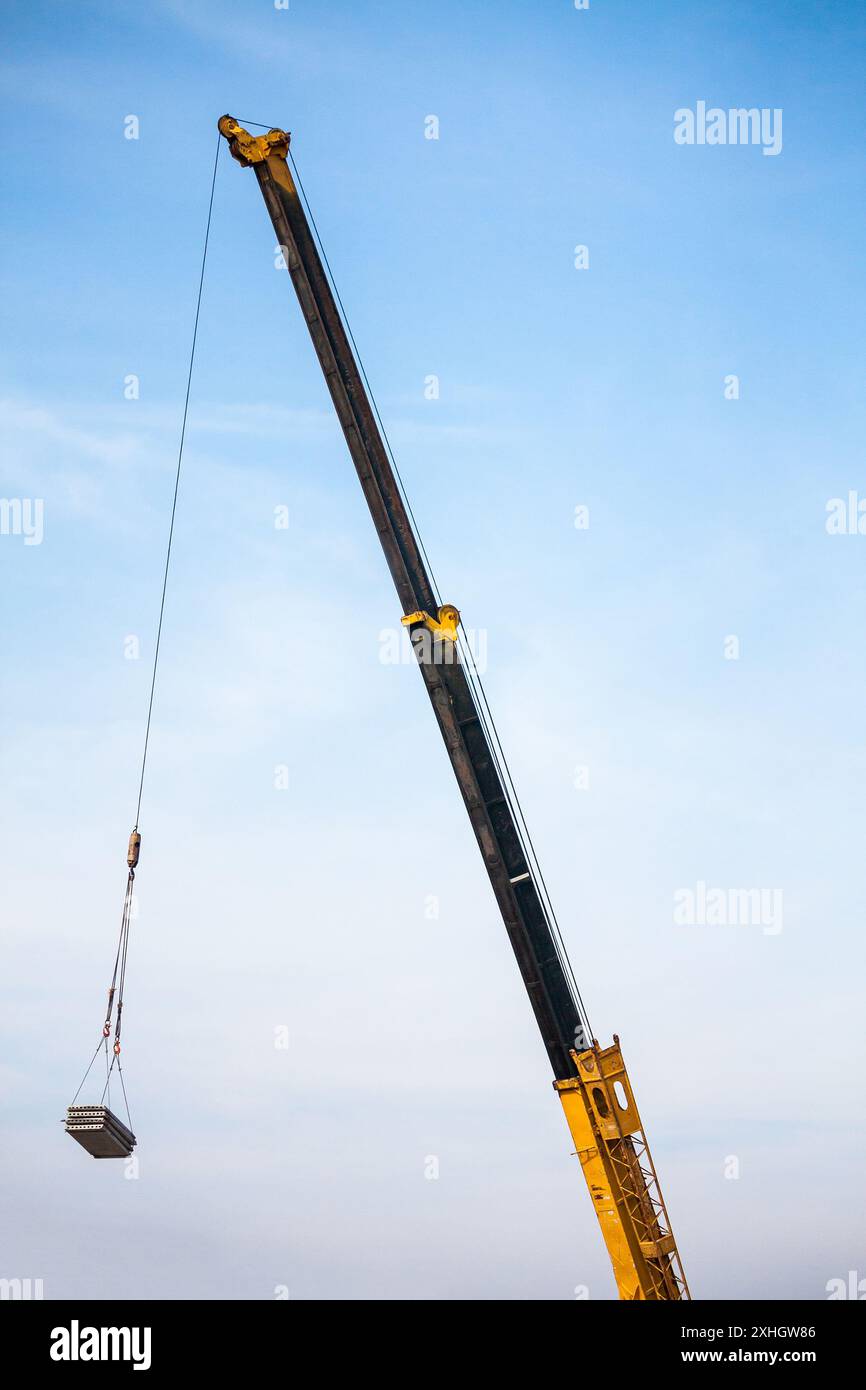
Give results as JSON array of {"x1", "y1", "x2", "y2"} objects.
[{"x1": 1, "y1": 0, "x2": 865, "y2": 1300}]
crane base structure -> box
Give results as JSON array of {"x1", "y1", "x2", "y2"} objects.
[
  {"x1": 555, "y1": 1041, "x2": 689, "y2": 1300},
  {"x1": 216, "y1": 116, "x2": 691, "y2": 1301}
]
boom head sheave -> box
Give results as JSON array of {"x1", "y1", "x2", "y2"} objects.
[{"x1": 218, "y1": 115, "x2": 290, "y2": 167}]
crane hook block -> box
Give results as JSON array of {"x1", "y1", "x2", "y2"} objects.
[{"x1": 127, "y1": 831, "x2": 141, "y2": 870}]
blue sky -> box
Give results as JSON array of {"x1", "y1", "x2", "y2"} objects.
[{"x1": 1, "y1": 0, "x2": 865, "y2": 1300}]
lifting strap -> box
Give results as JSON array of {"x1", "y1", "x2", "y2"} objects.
[
  {"x1": 104, "y1": 833, "x2": 140, "y2": 1059},
  {"x1": 68, "y1": 838, "x2": 138, "y2": 1131}
]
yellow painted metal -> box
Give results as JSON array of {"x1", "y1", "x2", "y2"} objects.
[
  {"x1": 401, "y1": 604, "x2": 461, "y2": 641},
  {"x1": 218, "y1": 116, "x2": 290, "y2": 167},
  {"x1": 554, "y1": 1038, "x2": 689, "y2": 1301}
]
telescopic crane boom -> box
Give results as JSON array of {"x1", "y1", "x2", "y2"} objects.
[{"x1": 217, "y1": 116, "x2": 689, "y2": 1301}]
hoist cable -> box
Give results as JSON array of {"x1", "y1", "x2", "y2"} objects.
[
  {"x1": 269, "y1": 127, "x2": 590, "y2": 1042},
  {"x1": 69, "y1": 133, "x2": 221, "y2": 1115},
  {"x1": 240, "y1": 119, "x2": 589, "y2": 1041},
  {"x1": 286, "y1": 145, "x2": 444, "y2": 611},
  {"x1": 458, "y1": 632, "x2": 592, "y2": 1039},
  {"x1": 238, "y1": 118, "x2": 443, "y2": 597},
  {"x1": 133, "y1": 131, "x2": 221, "y2": 830}
]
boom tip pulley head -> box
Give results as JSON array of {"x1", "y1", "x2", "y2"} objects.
[{"x1": 217, "y1": 115, "x2": 290, "y2": 167}]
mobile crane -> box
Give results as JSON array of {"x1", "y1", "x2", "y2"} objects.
[{"x1": 217, "y1": 116, "x2": 689, "y2": 1301}]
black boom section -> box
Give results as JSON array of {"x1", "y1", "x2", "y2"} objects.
[{"x1": 238, "y1": 132, "x2": 585, "y2": 1078}]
